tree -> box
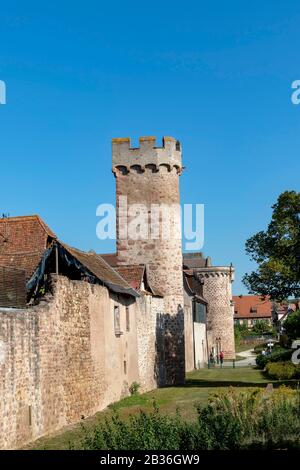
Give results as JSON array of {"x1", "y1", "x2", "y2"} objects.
[
  {"x1": 283, "y1": 310, "x2": 300, "y2": 339},
  {"x1": 243, "y1": 191, "x2": 300, "y2": 301},
  {"x1": 252, "y1": 320, "x2": 272, "y2": 335}
]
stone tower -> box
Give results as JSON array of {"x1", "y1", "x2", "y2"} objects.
[
  {"x1": 197, "y1": 266, "x2": 235, "y2": 359},
  {"x1": 112, "y1": 136, "x2": 185, "y2": 384}
]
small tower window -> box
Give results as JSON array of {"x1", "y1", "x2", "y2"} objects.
[
  {"x1": 126, "y1": 306, "x2": 130, "y2": 332},
  {"x1": 114, "y1": 305, "x2": 121, "y2": 335}
]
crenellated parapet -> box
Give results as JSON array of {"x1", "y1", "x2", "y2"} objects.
[
  {"x1": 112, "y1": 136, "x2": 183, "y2": 175},
  {"x1": 196, "y1": 266, "x2": 235, "y2": 281}
]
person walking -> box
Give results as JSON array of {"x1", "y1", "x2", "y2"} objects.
[{"x1": 219, "y1": 350, "x2": 224, "y2": 367}]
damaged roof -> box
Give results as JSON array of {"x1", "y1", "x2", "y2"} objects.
[
  {"x1": 27, "y1": 240, "x2": 139, "y2": 298},
  {"x1": 60, "y1": 243, "x2": 138, "y2": 297},
  {"x1": 0, "y1": 215, "x2": 138, "y2": 298},
  {"x1": 0, "y1": 215, "x2": 56, "y2": 279}
]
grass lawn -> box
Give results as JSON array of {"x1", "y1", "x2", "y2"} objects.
[
  {"x1": 27, "y1": 367, "x2": 296, "y2": 450},
  {"x1": 224, "y1": 354, "x2": 244, "y2": 361},
  {"x1": 235, "y1": 341, "x2": 265, "y2": 353}
]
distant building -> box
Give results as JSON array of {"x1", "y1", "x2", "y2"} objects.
[{"x1": 233, "y1": 295, "x2": 290, "y2": 328}]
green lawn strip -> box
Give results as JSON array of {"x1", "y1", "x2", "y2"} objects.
[
  {"x1": 235, "y1": 342, "x2": 261, "y2": 353},
  {"x1": 26, "y1": 367, "x2": 298, "y2": 450},
  {"x1": 224, "y1": 354, "x2": 244, "y2": 362}
]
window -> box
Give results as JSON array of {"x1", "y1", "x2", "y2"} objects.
[
  {"x1": 126, "y1": 306, "x2": 130, "y2": 332},
  {"x1": 28, "y1": 406, "x2": 32, "y2": 427},
  {"x1": 124, "y1": 360, "x2": 127, "y2": 374},
  {"x1": 193, "y1": 302, "x2": 206, "y2": 324},
  {"x1": 250, "y1": 307, "x2": 257, "y2": 313},
  {"x1": 114, "y1": 305, "x2": 121, "y2": 335}
]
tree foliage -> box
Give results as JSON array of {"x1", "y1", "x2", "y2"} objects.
[
  {"x1": 283, "y1": 310, "x2": 300, "y2": 339},
  {"x1": 252, "y1": 319, "x2": 272, "y2": 335},
  {"x1": 243, "y1": 191, "x2": 300, "y2": 300}
]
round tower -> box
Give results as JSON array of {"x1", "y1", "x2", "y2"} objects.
[
  {"x1": 112, "y1": 136, "x2": 185, "y2": 384},
  {"x1": 196, "y1": 266, "x2": 236, "y2": 359}
]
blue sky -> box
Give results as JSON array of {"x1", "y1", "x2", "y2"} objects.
[{"x1": 1, "y1": 1, "x2": 300, "y2": 294}]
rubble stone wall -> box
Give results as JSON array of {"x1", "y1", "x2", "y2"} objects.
[{"x1": 0, "y1": 275, "x2": 139, "y2": 449}]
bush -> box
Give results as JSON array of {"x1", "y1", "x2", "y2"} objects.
[
  {"x1": 295, "y1": 363, "x2": 300, "y2": 379},
  {"x1": 252, "y1": 320, "x2": 273, "y2": 335},
  {"x1": 284, "y1": 310, "x2": 300, "y2": 339},
  {"x1": 254, "y1": 342, "x2": 269, "y2": 354},
  {"x1": 79, "y1": 388, "x2": 300, "y2": 450},
  {"x1": 129, "y1": 382, "x2": 140, "y2": 396},
  {"x1": 256, "y1": 348, "x2": 292, "y2": 369},
  {"x1": 265, "y1": 362, "x2": 296, "y2": 380},
  {"x1": 234, "y1": 323, "x2": 250, "y2": 339}
]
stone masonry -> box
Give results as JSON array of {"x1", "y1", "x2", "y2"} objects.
[
  {"x1": 0, "y1": 275, "x2": 139, "y2": 449},
  {"x1": 197, "y1": 267, "x2": 235, "y2": 359},
  {"x1": 112, "y1": 136, "x2": 185, "y2": 384}
]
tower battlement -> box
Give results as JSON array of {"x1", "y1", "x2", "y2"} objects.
[{"x1": 112, "y1": 136, "x2": 182, "y2": 174}]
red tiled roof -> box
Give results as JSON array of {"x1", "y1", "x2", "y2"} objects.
[
  {"x1": 0, "y1": 216, "x2": 138, "y2": 296},
  {"x1": 115, "y1": 265, "x2": 145, "y2": 291},
  {"x1": 100, "y1": 253, "x2": 118, "y2": 267},
  {"x1": 115, "y1": 264, "x2": 163, "y2": 297},
  {"x1": 0, "y1": 215, "x2": 56, "y2": 279},
  {"x1": 233, "y1": 295, "x2": 272, "y2": 319}
]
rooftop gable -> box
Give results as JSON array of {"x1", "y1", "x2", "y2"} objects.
[{"x1": 0, "y1": 215, "x2": 56, "y2": 279}]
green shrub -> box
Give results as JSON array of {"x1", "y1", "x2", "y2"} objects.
[
  {"x1": 254, "y1": 342, "x2": 268, "y2": 354},
  {"x1": 256, "y1": 348, "x2": 292, "y2": 369},
  {"x1": 254, "y1": 342, "x2": 281, "y2": 355},
  {"x1": 79, "y1": 388, "x2": 300, "y2": 450},
  {"x1": 129, "y1": 382, "x2": 140, "y2": 396},
  {"x1": 265, "y1": 362, "x2": 296, "y2": 380},
  {"x1": 284, "y1": 310, "x2": 300, "y2": 339},
  {"x1": 234, "y1": 323, "x2": 250, "y2": 339},
  {"x1": 252, "y1": 320, "x2": 273, "y2": 335},
  {"x1": 295, "y1": 364, "x2": 300, "y2": 379}
]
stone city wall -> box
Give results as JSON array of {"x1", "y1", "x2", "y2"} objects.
[{"x1": 0, "y1": 275, "x2": 139, "y2": 449}]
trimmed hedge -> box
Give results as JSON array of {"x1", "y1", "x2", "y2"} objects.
[
  {"x1": 256, "y1": 348, "x2": 292, "y2": 369},
  {"x1": 265, "y1": 362, "x2": 296, "y2": 380}
]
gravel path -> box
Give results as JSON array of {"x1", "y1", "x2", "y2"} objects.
[{"x1": 222, "y1": 348, "x2": 257, "y2": 367}]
